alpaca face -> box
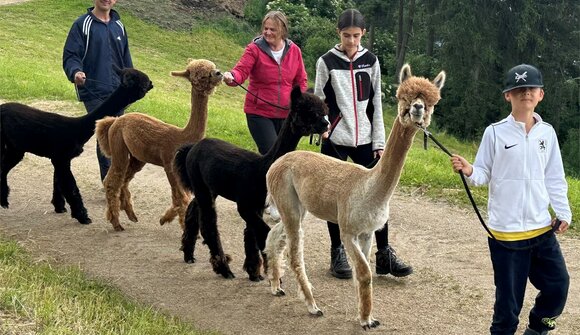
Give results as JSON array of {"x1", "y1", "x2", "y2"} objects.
[
  {"x1": 396, "y1": 64, "x2": 446, "y2": 128},
  {"x1": 118, "y1": 68, "x2": 154, "y2": 101},
  {"x1": 289, "y1": 87, "x2": 329, "y2": 136},
  {"x1": 171, "y1": 59, "x2": 223, "y2": 95}
]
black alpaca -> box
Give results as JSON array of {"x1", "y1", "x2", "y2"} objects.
[
  {"x1": 0, "y1": 68, "x2": 153, "y2": 224},
  {"x1": 174, "y1": 86, "x2": 328, "y2": 281}
]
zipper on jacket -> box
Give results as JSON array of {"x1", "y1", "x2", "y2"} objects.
[
  {"x1": 277, "y1": 63, "x2": 282, "y2": 117},
  {"x1": 349, "y1": 60, "x2": 359, "y2": 146},
  {"x1": 523, "y1": 133, "x2": 529, "y2": 229}
]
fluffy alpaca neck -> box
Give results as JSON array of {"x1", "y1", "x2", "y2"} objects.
[
  {"x1": 371, "y1": 118, "x2": 417, "y2": 200},
  {"x1": 180, "y1": 90, "x2": 209, "y2": 141},
  {"x1": 261, "y1": 114, "x2": 302, "y2": 165}
]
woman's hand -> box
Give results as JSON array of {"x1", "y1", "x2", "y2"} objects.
[{"x1": 223, "y1": 71, "x2": 234, "y2": 84}]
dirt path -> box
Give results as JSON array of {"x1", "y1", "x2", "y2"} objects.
[{"x1": 0, "y1": 100, "x2": 578, "y2": 334}]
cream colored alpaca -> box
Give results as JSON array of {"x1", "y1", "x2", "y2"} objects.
[
  {"x1": 264, "y1": 64, "x2": 445, "y2": 329},
  {"x1": 95, "y1": 59, "x2": 222, "y2": 231}
]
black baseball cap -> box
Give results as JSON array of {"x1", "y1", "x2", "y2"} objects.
[{"x1": 502, "y1": 64, "x2": 544, "y2": 93}]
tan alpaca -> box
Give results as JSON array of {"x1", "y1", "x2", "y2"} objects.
[
  {"x1": 95, "y1": 59, "x2": 223, "y2": 231},
  {"x1": 264, "y1": 64, "x2": 445, "y2": 329}
]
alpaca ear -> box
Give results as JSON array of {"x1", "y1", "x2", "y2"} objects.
[
  {"x1": 433, "y1": 71, "x2": 446, "y2": 90},
  {"x1": 399, "y1": 63, "x2": 412, "y2": 84},
  {"x1": 171, "y1": 70, "x2": 189, "y2": 78},
  {"x1": 290, "y1": 85, "x2": 302, "y2": 102}
]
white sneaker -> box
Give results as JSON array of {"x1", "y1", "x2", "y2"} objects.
[{"x1": 269, "y1": 203, "x2": 281, "y2": 222}]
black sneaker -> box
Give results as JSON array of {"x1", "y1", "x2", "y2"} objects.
[
  {"x1": 375, "y1": 246, "x2": 413, "y2": 277},
  {"x1": 523, "y1": 328, "x2": 548, "y2": 335},
  {"x1": 330, "y1": 245, "x2": 352, "y2": 279}
]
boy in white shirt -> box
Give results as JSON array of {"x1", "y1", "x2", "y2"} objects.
[{"x1": 451, "y1": 64, "x2": 571, "y2": 335}]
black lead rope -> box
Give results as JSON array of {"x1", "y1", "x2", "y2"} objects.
[
  {"x1": 231, "y1": 78, "x2": 290, "y2": 110},
  {"x1": 77, "y1": 78, "x2": 119, "y2": 103},
  {"x1": 417, "y1": 125, "x2": 560, "y2": 251}
]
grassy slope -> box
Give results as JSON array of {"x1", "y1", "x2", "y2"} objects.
[
  {"x1": 0, "y1": 0, "x2": 577, "y2": 332},
  {"x1": 1, "y1": 0, "x2": 577, "y2": 227}
]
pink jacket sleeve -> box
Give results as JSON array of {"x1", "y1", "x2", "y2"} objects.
[{"x1": 228, "y1": 44, "x2": 257, "y2": 87}]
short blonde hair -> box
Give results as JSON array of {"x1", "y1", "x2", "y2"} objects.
[{"x1": 262, "y1": 11, "x2": 289, "y2": 40}]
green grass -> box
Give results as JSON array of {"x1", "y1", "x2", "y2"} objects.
[
  {"x1": 0, "y1": 239, "x2": 216, "y2": 335},
  {"x1": 0, "y1": 0, "x2": 578, "y2": 332}
]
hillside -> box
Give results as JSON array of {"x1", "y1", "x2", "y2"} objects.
[{"x1": 117, "y1": 0, "x2": 248, "y2": 30}]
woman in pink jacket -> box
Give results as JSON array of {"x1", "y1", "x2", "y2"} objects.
[{"x1": 223, "y1": 11, "x2": 308, "y2": 155}]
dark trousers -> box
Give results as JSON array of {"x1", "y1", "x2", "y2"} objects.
[
  {"x1": 320, "y1": 141, "x2": 388, "y2": 250},
  {"x1": 84, "y1": 99, "x2": 125, "y2": 182},
  {"x1": 488, "y1": 232, "x2": 569, "y2": 335},
  {"x1": 246, "y1": 114, "x2": 285, "y2": 155}
]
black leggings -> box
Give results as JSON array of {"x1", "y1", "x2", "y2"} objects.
[
  {"x1": 321, "y1": 140, "x2": 388, "y2": 250},
  {"x1": 246, "y1": 114, "x2": 285, "y2": 155}
]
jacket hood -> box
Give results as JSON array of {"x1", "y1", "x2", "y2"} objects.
[
  {"x1": 253, "y1": 36, "x2": 294, "y2": 60},
  {"x1": 330, "y1": 44, "x2": 368, "y2": 62}
]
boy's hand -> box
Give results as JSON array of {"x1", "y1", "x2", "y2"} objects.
[
  {"x1": 552, "y1": 218, "x2": 569, "y2": 234},
  {"x1": 450, "y1": 154, "x2": 473, "y2": 177}
]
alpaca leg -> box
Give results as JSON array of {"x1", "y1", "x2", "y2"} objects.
[
  {"x1": 238, "y1": 204, "x2": 271, "y2": 281},
  {"x1": 119, "y1": 157, "x2": 145, "y2": 222},
  {"x1": 51, "y1": 171, "x2": 66, "y2": 213},
  {"x1": 104, "y1": 151, "x2": 130, "y2": 231},
  {"x1": 264, "y1": 221, "x2": 287, "y2": 296},
  {"x1": 0, "y1": 148, "x2": 24, "y2": 208},
  {"x1": 197, "y1": 193, "x2": 234, "y2": 279},
  {"x1": 359, "y1": 232, "x2": 374, "y2": 262},
  {"x1": 51, "y1": 159, "x2": 91, "y2": 224},
  {"x1": 182, "y1": 198, "x2": 200, "y2": 263},
  {"x1": 343, "y1": 234, "x2": 379, "y2": 329},
  {"x1": 159, "y1": 170, "x2": 183, "y2": 227},
  {"x1": 288, "y1": 225, "x2": 322, "y2": 316}
]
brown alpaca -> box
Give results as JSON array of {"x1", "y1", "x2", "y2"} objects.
[
  {"x1": 264, "y1": 64, "x2": 445, "y2": 329},
  {"x1": 95, "y1": 59, "x2": 223, "y2": 231}
]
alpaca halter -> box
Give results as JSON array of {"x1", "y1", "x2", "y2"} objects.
[{"x1": 417, "y1": 124, "x2": 560, "y2": 251}]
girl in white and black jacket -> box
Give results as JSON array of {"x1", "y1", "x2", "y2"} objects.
[{"x1": 314, "y1": 9, "x2": 413, "y2": 280}]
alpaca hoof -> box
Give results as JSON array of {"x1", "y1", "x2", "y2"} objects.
[
  {"x1": 184, "y1": 255, "x2": 195, "y2": 263},
  {"x1": 222, "y1": 271, "x2": 235, "y2": 279},
  {"x1": 361, "y1": 320, "x2": 380, "y2": 330},
  {"x1": 75, "y1": 215, "x2": 92, "y2": 224},
  {"x1": 273, "y1": 288, "x2": 285, "y2": 296},
  {"x1": 127, "y1": 213, "x2": 138, "y2": 222},
  {"x1": 79, "y1": 217, "x2": 92, "y2": 225},
  {"x1": 55, "y1": 207, "x2": 67, "y2": 213},
  {"x1": 309, "y1": 309, "x2": 323, "y2": 317},
  {"x1": 249, "y1": 274, "x2": 264, "y2": 282},
  {"x1": 1, "y1": 203, "x2": 8, "y2": 209},
  {"x1": 113, "y1": 225, "x2": 125, "y2": 232}
]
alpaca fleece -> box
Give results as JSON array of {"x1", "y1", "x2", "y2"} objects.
[
  {"x1": 1, "y1": 68, "x2": 152, "y2": 224},
  {"x1": 174, "y1": 86, "x2": 329, "y2": 281},
  {"x1": 263, "y1": 64, "x2": 446, "y2": 329}
]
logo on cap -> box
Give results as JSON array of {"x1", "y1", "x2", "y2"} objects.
[{"x1": 515, "y1": 71, "x2": 527, "y2": 83}]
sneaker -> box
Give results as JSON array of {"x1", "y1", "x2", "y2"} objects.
[
  {"x1": 269, "y1": 203, "x2": 281, "y2": 223},
  {"x1": 375, "y1": 246, "x2": 413, "y2": 277},
  {"x1": 330, "y1": 245, "x2": 352, "y2": 279},
  {"x1": 523, "y1": 328, "x2": 548, "y2": 335}
]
